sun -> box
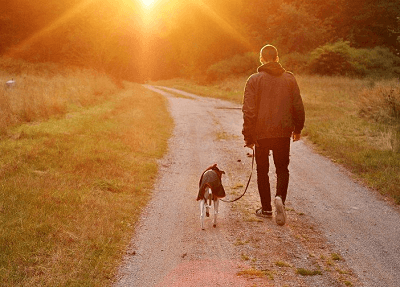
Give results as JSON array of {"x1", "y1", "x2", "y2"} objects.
[{"x1": 141, "y1": 0, "x2": 156, "y2": 7}]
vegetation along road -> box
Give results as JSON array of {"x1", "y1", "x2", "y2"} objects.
[{"x1": 115, "y1": 86, "x2": 400, "y2": 287}]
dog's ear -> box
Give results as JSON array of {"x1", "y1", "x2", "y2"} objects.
[
  {"x1": 204, "y1": 164, "x2": 216, "y2": 173},
  {"x1": 212, "y1": 164, "x2": 224, "y2": 175}
]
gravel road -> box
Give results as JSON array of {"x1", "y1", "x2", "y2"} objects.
[{"x1": 115, "y1": 86, "x2": 400, "y2": 287}]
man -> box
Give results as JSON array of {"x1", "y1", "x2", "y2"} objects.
[{"x1": 242, "y1": 44, "x2": 305, "y2": 226}]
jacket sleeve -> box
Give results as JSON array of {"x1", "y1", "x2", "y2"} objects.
[
  {"x1": 291, "y1": 78, "x2": 305, "y2": 134},
  {"x1": 242, "y1": 76, "x2": 257, "y2": 144}
]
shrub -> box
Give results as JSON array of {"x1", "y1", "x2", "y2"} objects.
[
  {"x1": 352, "y1": 46, "x2": 400, "y2": 78},
  {"x1": 280, "y1": 52, "x2": 310, "y2": 74},
  {"x1": 206, "y1": 52, "x2": 258, "y2": 82},
  {"x1": 308, "y1": 41, "x2": 400, "y2": 78},
  {"x1": 308, "y1": 41, "x2": 355, "y2": 76}
]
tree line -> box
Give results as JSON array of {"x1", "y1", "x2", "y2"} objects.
[{"x1": 1, "y1": 0, "x2": 399, "y2": 81}]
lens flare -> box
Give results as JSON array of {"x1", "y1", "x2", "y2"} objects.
[{"x1": 141, "y1": 0, "x2": 156, "y2": 7}]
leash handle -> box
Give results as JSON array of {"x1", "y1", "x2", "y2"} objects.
[{"x1": 221, "y1": 148, "x2": 255, "y2": 203}]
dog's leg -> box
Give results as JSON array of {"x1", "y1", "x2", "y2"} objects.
[
  {"x1": 205, "y1": 187, "x2": 210, "y2": 218},
  {"x1": 213, "y1": 198, "x2": 219, "y2": 228},
  {"x1": 200, "y1": 199, "x2": 205, "y2": 230}
]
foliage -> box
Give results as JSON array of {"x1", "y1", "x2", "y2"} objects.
[
  {"x1": 206, "y1": 52, "x2": 258, "y2": 82},
  {"x1": 0, "y1": 0, "x2": 399, "y2": 80},
  {"x1": 280, "y1": 52, "x2": 310, "y2": 74},
  {"x1": 1, "y1": 0, "x2": 144, "y2": 81},
  {"x1": 350, "y1": 46, "x2": 400, "y2": 78},
  {"x1": 308, "y1": 41, "x2": 400, "y2": 77},
  {"x1": 308, "y1": 41, "x2": 356, "y2": 76},
  {"x1": 269, "y1": 2, "x2": 332, "y2": 54}
]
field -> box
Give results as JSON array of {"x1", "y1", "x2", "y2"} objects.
[
  {"x1": 1, "y1": 58, "x2": 399, "y2": 285},
  {"x1": 0, "y1": 60, "x2": 173, "y2": 286},
  {"x1": 154, "y1": 75, "x2": 400, "y2": 204}
]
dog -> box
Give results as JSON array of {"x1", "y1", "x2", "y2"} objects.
[{"x1": 197, "y1": 164, "x2": 226, "y2": 230}]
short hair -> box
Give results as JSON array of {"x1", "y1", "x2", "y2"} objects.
[{"x1": 260, "y1": 44, "x2": 278, "y2": 62}]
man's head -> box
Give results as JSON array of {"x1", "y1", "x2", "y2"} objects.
[{"x1": 260, "y1": 44, "x2": 279, "y2": 64}]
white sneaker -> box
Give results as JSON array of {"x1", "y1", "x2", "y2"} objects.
[{"x1": 275, "y1": 196, "x2": 286, "y2": 226}]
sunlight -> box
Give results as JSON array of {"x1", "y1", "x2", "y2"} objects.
[
  {"x1": 141, "y1": 0, "x2": 156, "y2": 8},
  {"x1": 5, "y1": 0, "x2": 96, "y2": 58},
  {"x1": 193, "y1": 0, "x2": 255, "y2": 51}
]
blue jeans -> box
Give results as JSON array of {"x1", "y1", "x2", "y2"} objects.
[{"x1": 255, "y1": 137, "x2": 290, "y2": 212}]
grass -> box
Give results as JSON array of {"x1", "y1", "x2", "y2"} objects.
[
  {"x1": 331, "y1": 253, "x2": 342, "y2": 261},
  {"x1": 0, "y1": 59, "x2": 120, "y2": 135},
  {"x1": 155, "y1": 75, "x2": 400, "y2": 204},
  {"x1": 241, "y1": 253, "x2": 250, "y2": 261},
  {"x1": 0, "y1": 70, "x2": 173, "y2": 287},
  {"x1": 237, "y1": 268, "x2": 267, "y2": 278},
  {"x1": 216, "y1": 131, "x2": 239, "y2": 141},
  {"x1": 275, "y1": 261, "x2": 292, "y2": 268},
  {"x1": 234, "y1": 238, "x2": 249, "y2": 246},
  {"x1": 296, "y1": 268, "x2": 323, "y2": 276}
]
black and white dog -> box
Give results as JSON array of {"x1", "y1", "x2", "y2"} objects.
[{"x1": 197, "y1": 164, "x2": 226, "y2": 230}]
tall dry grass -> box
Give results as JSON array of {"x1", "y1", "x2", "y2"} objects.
[
  {"x1": 358, "y1": 83, "x2": 400, "y2": 152},
  {"x1": 0, "y1": 57, "x2": 119, "y2": 133},
  {"x1": 0, "y1": 81, "x2": 173, "y2": 285}
]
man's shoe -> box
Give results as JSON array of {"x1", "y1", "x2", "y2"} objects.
[
  {"x1": 275, "y1": 196, "x2": 286, "y2": 226},
  {"x1": 255, "y1": 208, "x2": 272, "y2": 218}
]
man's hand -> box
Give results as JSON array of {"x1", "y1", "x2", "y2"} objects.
[{"x1": 292, "y1": 133, "x2": 301, "y2": 142}]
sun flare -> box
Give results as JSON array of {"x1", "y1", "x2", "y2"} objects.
[{"x1": 141, "y1": 0, "x2": 156, "y2": 7}]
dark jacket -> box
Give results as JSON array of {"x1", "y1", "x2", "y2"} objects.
[{"x1": 242, "y1": 62, "x2": 305, "y2": 144}]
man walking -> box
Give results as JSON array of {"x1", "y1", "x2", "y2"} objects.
[{"x1": 242, "y1": 44, "x2": 305, "y2": 226}]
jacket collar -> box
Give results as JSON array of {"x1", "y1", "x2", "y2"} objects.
[{"x1": 257, "y1": 62, "x2": 286, "y2": 76}]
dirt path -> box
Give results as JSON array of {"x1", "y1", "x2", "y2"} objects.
[{"x1": 115, "y1": 86, "x2": 400, "y2": 287}]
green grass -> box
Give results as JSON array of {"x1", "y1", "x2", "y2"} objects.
[
  {"x1": 275, "y1": 261, "x2": 292, "y2": 268},
  {"x1": 154, "y1": 76, "x2": 400, "y2": 204},
  {"x1": 331, "y1": 253, "x2": 342, "y2": 261},
  {"x1": 296, "y1": 268, "x2": 323, "y2": 276},
  {"x1": 0, "y1": 83, "x2": 173, "y2": 286}
]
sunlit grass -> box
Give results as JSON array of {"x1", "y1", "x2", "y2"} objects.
[
  {"x1": 0, "y1": 80, "x2": 173, "y2": 285},
  {"x1": 154, "y1": 75, "x2": 400, "y2": 204},
  {"x1": 0, "y1": 57, "x2": 119, "y2": 134},
  {"x1": 237, "y1": 268, "x2": 266, "y2": 278},
  {"x1": 296, "y1": 268, "x2": 322, "y2": 276}
]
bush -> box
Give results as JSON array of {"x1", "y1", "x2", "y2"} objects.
[
  {"x1": 352, "y1": 46, "x2": 400, "y2": 78},
  {"x1": 206, "y1": 52, "x2": 258, "y2": 82},
  {"x1": 280, "y1": 52, "x2": 310, "y2": 74},
  {"x1": 308, "y1": 41, "x2": 355, "y2": 76},
  {"x1": 308, "y1": 41, "x2": 400, "y2": 78}
]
